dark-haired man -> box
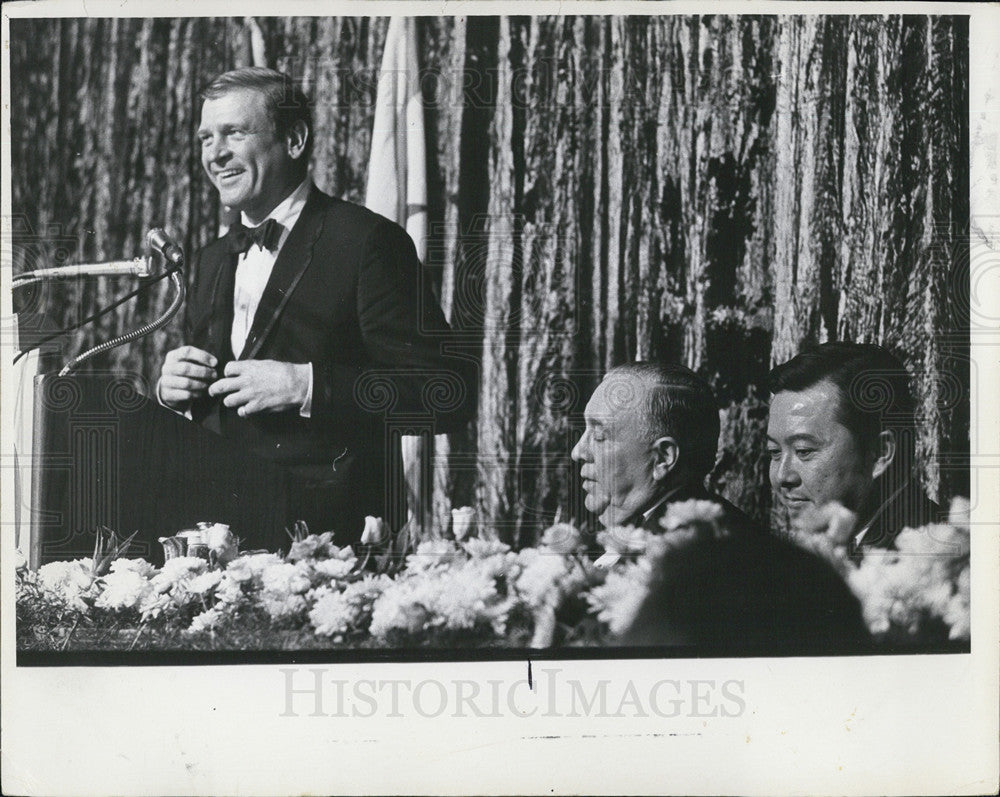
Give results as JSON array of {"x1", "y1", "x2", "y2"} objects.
[
  {"x1": 767, "y1": 342, "x2": 942, "y2": 553},
  {"x1": 157, "y1": 67, "x2": 472, "y2": 545},
  {"x1": 571, "y1": 362, "x2": 756, "y2": 532}
]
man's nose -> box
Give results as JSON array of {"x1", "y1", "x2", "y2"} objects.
[
  {"x1": 570, "y1": 432, "x2": 588, "y2": 463},
  {"x1": 774, "y1": 454, "x2": 800, "y2": 487},
  {"x1": 205, "y1": 137, "x2": 231, "y2": 164}
]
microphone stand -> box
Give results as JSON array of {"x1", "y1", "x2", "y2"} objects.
[
  {"x1": 11, "y1": 233, "x2": 187, "y2": 376},
  {"x1": 58, "y1": 268, "x2": 185, "y2": 376}
]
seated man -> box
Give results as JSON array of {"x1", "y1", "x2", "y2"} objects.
[
  {"x1": 571, "y1": 361, "x2": 757, "y2": 532},
  {"x1": 767, "y1": 342, "x2": 942, "y2": 554}
]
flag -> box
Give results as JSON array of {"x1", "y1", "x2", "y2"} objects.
[
  {"x1": 365, "y1": 16, "x2": 427, "y2": 261},
  {"x1": 365, "y1": 17, "x2": 432, "y2": 534}
]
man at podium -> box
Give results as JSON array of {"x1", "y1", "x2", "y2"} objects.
[{"x1": 157, "y1": 67, "x2": 471, "y2": 546}]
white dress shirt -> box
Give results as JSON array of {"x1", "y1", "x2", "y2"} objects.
[{"x1": 230, "y1": 177, "x2": 314, "y2": 416}]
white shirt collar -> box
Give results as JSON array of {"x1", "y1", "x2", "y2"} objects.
[
  {"x1": 240, "y1": 176, "x2": 312, "y2": 235},
  {"x1": 642, "y1": 493, "x2": 672, "y2": 524}
]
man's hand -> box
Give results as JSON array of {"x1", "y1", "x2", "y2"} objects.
[
  {"x1": 158, "y1": 346, "x2": 218, "y2": 410},
  {"x1": 208, "y1": 360, "x2": 310, "y2": 416}
]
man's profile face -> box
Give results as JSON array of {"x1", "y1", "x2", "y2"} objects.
[
  {"x1": 198, "y1": 89, "x2": 300, "y2": 223},
  {"x1": 766, "y1": 379, "x2": 877, "y2": 527},
  {"x1": 571, "y1": 375, "x2": 660, "y2": 527}
]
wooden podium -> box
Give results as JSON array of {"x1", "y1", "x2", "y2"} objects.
[{"x1": 29, "y1": 373, "x2": 299, "y2": 565}]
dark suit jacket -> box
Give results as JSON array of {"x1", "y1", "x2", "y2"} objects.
[
  {"x1": 633, "y1": 482, "x2": 765, "y2": 537},
  {"x1": 851, "y1": 477, "x2": 943, "y2": 556},
  {"x1": 183, "y1": 187, "x2": 474, "y2": 544}
]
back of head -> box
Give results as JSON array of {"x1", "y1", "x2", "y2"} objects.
[
  {"x1": 604, "y1": 361, "x2": 721, "y2": 482},
  {"x1": 202, "y1": 67, "x2": 314, "y2": 165},
  {"x1": 768, "y1": 342, "x2": 916, "y2": 470},
  {"x1": 619, "y1": 531, "x2": 872, "y2": 654}
]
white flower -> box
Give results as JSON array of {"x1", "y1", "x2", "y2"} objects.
[
  {"x1": 597, "y1": 526, "x2": 652, "y2": 556},
  {"x1": 204, "y1": 524, "x2": 238, "y2": 566},
  {"x1": 225, "y1": 553, "x2": 283, "y2": 583},
  {"x1": 260, "y1": 592, "x2": 308, "y2": 620},
  {"x1": 214, "y1": 573, "x2": 248, "y2": 606},
  {"x1": 310, "y1": 589, "x2": 356, "y2": 636},
  {"x1": 369, "y1": 565, "x2": 509, "y2": 639},
  {"x1": 586, "y1": 565, "x2": 651, "y2": 636},
  {"x1": 186, "y1": 570, "x2": 224, "y2": 595},
  {"x1": 139, "y1": 591, "x2": 172, "y2": 620},
  {"x1": 462, "y1": 538, "x2": 511, "y2": 560},
  {"x1": 257, "y1": 562, "x2": 313, "y2": 621},
  {"x1": 895, "y1": 524, "x2": 969, "y2": 559},
  {"x1": 361, "y1": 516, "x2": 390, "y2": 546},
  {"x1": 311, "y1": 573, "x2": 392, "y2": 637},
  {"x1": 261, "y1": 562, "x2": 312, "y2": 595},
  {"x1": 188, "y1": 607, "x2": 224, "y2": 634},
  {"x1": 110, "y1": 558, "x2": 157, "y2": 578},
  {"x1": 948, "y1": 496, "x2": 970, "y2": 531},
  {"x1": 515, "y1": 549, "x2": 571, "y2": 609},
  {"x1": 405, "y1": 539, "x2": 458, "y2": 572},
  {"x1": 151, "y1": 557, "x2": 207, "y2": 593},
  {"x1": 790, "y1": 531, "x2": 854, "y2": 576},
  {"x1": 944, "y1": 567, "x2": 971, "y2": 640},
  {"x1": 160, "y1": 556, "x2": 208, "y2": 578},
  {"x1": 287, "y1": 532, "x2": 335, "y2": 563},
  {"x1": 789, "y1": 501, "x2": 857, "y2": 547},
  {"x1": 451, "y1": 506, "x2": 476, "y2": 541},
  {"x1": 37, "y1": 559, "x2": 95, "y2": 611},
  {"x1": 661, "y1": 499, "x2": 727, "y2": 539},
  {"x1": 95, "y1": 569, "x2": 153, "y2": 611},
  {"x1": 846, "y1": 532, "x2": 969, "y2": 638},
  {"x1": 313, "y1": 558, "x2": 356, "y2": 581},
  {"x1": 540, "y1": 522, "x2": 582, "y2": 554}
]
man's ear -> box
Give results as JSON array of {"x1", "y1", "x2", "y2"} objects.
[
  {"x1": 651, "y1": 436, "x2": 680, "y2": 482},
  {"x1": 871, "y1": 430, "x2": 896, "y2": 479},
  {"x1": 286, "y1": 120, "x2": 309, "y2": 161}
]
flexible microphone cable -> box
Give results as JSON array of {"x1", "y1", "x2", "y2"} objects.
[{"x1": 12, "y1": 262, "x2": 182, "y2": 366}]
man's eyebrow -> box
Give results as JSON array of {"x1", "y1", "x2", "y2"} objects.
[
  {"x1": 785, "y1": 433, "x2": 822, "y2": 444},
  {"x1": 766, "y1": 432, "x2": 823, "y2": 445}
]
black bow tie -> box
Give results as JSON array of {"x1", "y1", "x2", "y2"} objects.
[{"x1": 227, "y1": 218, "x2": 285, "y2": 255}]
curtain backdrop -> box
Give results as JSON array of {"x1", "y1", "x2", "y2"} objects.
[{"x1": 9, "y1": 15, "x2": 969, "y2": 546}]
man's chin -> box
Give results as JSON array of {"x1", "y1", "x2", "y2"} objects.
[
  {"x1": 783, "y1": 500, "x2": 812, "y2": 523},
  {"x1": 598, "y1": 505, "x2": 635, "y2": 529},
  {"x1": 218, "y1": 191, "x2": 247, "y2": 210},
  {"x1": 584, "y1": 494, "x2": 610, "y2": 520}
]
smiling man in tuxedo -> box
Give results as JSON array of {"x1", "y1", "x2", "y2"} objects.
[{"x1": 157, "y1": 67, "x2": 471, "y2": 545}]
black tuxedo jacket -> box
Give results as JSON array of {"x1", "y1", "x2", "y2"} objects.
[{"x1": 183, "y1": 187, "x2": 474, "y2": 543}]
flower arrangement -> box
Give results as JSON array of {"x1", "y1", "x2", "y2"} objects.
[
  {"x1": 15, "y1": 499, "x2": 972, "y2": 651},
  {"x1": 787, "y1": 497, "x2": 972, "y2": 643}
]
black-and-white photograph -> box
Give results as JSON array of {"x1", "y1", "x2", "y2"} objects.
[
  {"x1": 2, "y1": 1, "x2": 998, "y2": 793},
  {"x1": 5, "y1": 10, "x2": 976, "y2": 658}
]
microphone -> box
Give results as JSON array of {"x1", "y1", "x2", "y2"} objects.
[
  {"x1": 12, "y1": 259, "x2": 151, "y2": 286},
  {"x1": 147, "y1": 228, "x2": 184, "y2": 266}
]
